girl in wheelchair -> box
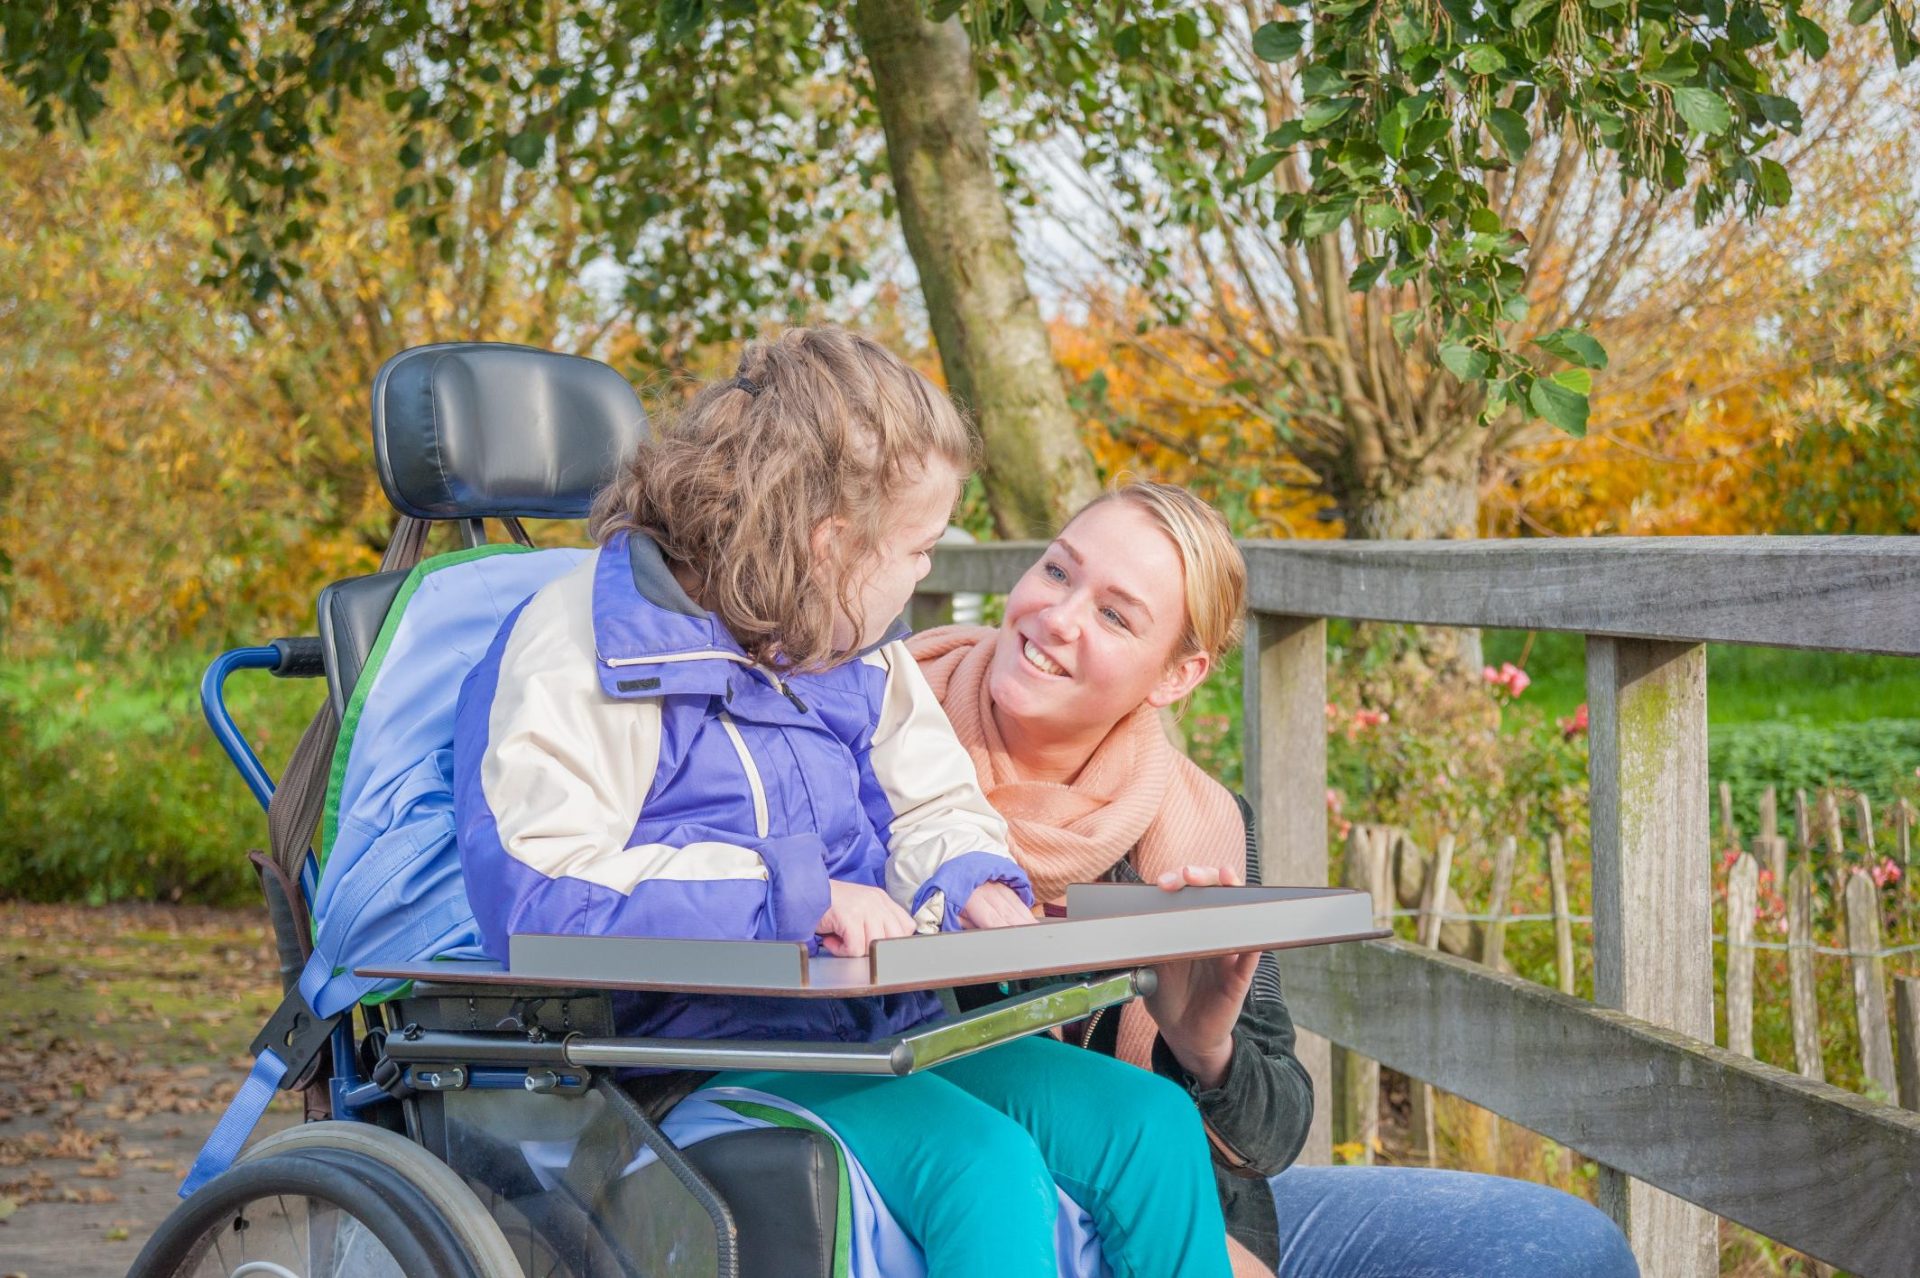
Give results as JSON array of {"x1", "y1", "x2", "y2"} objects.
[{"x1": 452, "y1": 327, "x2": 1233, "y2": 1277}]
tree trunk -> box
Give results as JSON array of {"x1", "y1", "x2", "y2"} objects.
[
  {"x1": 1341, "y1": 430, "x2": 1486, "y2": 673},
  {"x1": 852, "y1": 0, "x2": 1099, "y2": 537},
  {"x1": 1345, "y1": 459, "x2": 1481, "y2": 541}
]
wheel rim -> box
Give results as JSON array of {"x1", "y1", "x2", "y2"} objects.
[{"x1": 172, "y1": 1191, "x2": 408, "y2": 1278}]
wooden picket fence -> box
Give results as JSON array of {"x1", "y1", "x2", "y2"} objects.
[{"x1": 1333, "y1": 781, "x2": 1920, "y2": 1181}]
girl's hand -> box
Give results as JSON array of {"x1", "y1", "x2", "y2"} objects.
[
  {"x1": 958, "y1": 880, "x2": 1037, "y2": 931},
  {"x1": 817, "y1": 880, "x2": 917, "y2": 957},
  {"x1": 1145, "y1": 862, "x2": 1257, "y2": 1088}
]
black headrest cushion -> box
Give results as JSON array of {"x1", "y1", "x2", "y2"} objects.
[{"x1": 372, "y1": 342, "x2": 648, "y2": 520}]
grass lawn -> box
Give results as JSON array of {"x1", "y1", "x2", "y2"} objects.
[{"x1": 1481, "y1": 629, "x2": 1920, "y2": 726}]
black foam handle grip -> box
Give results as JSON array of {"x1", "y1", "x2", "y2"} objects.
[{"x1": 270, "y1": 637, "x2": 327, "y2": 679}]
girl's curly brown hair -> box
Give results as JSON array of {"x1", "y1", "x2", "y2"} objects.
[{"x1": 589, "y1": 328, "x2": 976, "y2": 671}]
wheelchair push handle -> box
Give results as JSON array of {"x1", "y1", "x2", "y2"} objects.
[{"x1": 269, "y1": 636, "x2": 327, "y2": 679}]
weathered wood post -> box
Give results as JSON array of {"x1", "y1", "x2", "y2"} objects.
[
  {"x1": 1786, "y1": 865, "x2": 1825, "y2": 1082},
  {"x1": 1245, "y1": 611, "x2": 1329, "y2": 1164},
  {"x1": 1587, "y1": 637, "x2": 1715, "y2": 1278},
  {"x1": 1843, "y1": 870, "x2": 1897, "y2": 1099},
  {"x1": 1482, "y1": 834, "x2": 1518, "y2": 971},
  {"x1": 1408, "y1": 833, "x2": 1457, "y2": 1165},
  {"x1": 1334, "y1": 825, "x2": 1386, "y2": 1162},
  {"x1": 1896, "y1": 975, "x2": 1920, "y2": 1112},
  {"x1": 1725, "y1": 853, "x2": 1758, "y2": 1058},
  {"x1": 1546, "y1": 831, "x2": 1576, "y2": 996}
]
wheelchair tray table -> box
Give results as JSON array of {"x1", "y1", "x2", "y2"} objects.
[{"x1": 358, "y1": 884, "x2": 1384, "y2": 996}]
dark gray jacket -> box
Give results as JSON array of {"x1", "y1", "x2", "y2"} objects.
[{"x1": 957, "y1": 799, "x2": 1313, "y2": 1267}]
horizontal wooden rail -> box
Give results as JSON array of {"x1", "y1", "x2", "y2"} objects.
[
  {"x1": 921, "y1": 536, "x2": 1920, "y2": 654},
  {"x1": 1243, "y1": 538, "x2": 1920, "y2": 654},
  {"x1": 1273, "y1": 938, "x2": 1920, "y2": 1275}
]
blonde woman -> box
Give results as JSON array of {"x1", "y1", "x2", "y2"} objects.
[{"x1": 912, "y1": 482, "x2": 1637, "y2": 1277}]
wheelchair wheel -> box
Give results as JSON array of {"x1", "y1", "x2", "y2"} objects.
[
  {"x1": 128, "y1": 1149, "x2": 485, "y2": 1278},
  {"x1": 241, "y1": 1121, "x2": 525, "y2": 1277}
]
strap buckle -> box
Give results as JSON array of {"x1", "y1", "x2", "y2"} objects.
[{"x1": 249, "y1": 988, "x2": 342, "y2": 1087}]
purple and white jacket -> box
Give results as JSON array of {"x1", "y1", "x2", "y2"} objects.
[{"x1": 452, "y1": 530, "x2": 1031, "y2": 1045}]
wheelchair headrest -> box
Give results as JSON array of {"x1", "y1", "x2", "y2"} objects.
[{"x1": 372, "y1": 342, "x2": 648, "y2": 520}]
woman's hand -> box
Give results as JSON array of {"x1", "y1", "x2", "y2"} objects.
[
  {"x1": 1144, "y1": 863, "x2": 1258, "y2": 1089},
  {"x1": 817, "y1": 880, "x2": 917, "y2": 957},
  {"x1": 958, "y1": 880, "x2": 1037, "y2": 931}
]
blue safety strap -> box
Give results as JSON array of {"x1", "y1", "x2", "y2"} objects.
[{"x1": 179, "y1": 1050, "x2": 289, "y2": 1197}]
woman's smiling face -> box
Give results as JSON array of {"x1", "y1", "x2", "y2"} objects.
[{"x1": 987, "y1": 498, "x2": 1210, "y2": 742}]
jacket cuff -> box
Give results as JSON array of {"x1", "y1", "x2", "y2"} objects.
[
  {"x1": 909, "y1": 852, "x2": 1033, "y2": 931},
  {"x1": 758, "y1": 833, "x2": 833, "y2": 941},
  {"x1": 1152, "y1": 1028, "x2": 1248, "y2": 1111}
]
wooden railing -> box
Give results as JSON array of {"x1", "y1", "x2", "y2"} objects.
[{"x1": 917, "y1": 536, "x2": 1920, "y2": 1278}]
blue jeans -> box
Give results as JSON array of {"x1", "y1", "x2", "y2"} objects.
[{"x1": 1269, "y1": 1166, "x2": 1639, "y2": 1277}]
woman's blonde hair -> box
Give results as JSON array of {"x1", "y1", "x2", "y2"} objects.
[
  {"x1": 590, "y1": 328, "x2": 975, "y2": 671},
  {"x1": 1068, "y1": 481, "x2": 1247, "y2": 663}
]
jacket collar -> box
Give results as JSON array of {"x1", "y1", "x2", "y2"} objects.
[
  {"x1": 591, "y1": 532, "x2": 749, "y2": 699},
  {"x1": 591, "y1": 530, "x2": 911, "y2": 700}
]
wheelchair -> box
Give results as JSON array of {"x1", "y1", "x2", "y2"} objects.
[{"x1": 136, "y1": 342, "x2": 1373, "y2": 1278}]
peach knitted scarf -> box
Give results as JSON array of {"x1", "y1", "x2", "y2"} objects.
[{"x1": 908, "y1": 624, "x2": 1247, "y2": 1068}]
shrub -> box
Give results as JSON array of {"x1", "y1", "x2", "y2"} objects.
[{"x1": 0, "y1": 654, "x2": 314, "y2": 904}]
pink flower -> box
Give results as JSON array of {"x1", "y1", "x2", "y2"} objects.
[
  {"x1": 1721, "y1": 848, "x2": 1741, "y2": 870},
  {"x1": 1558, "y1": 703, "x2": 1590, "y2": 739},
  {"x1": 1326, "y1": 789, "x2": 1344, "y2": 814},
  {"x1": 1484, "y1": 663, "x2": 1531, "y2": 697},
  {"x1": 1872, "y1": 858, "x2": 1903, "y2": 888},
  {"x1": 1350, "y1": 708, "x2": 1389, "y2": 732}
]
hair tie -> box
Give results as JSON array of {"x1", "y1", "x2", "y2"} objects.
[{"x1": 731, "y1": 375, "x2": 763, "y2": 397}]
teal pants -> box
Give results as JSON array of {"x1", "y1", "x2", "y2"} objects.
[{"x1": 711, "y1": 1034, "x2": 1232, "y2": 1278}]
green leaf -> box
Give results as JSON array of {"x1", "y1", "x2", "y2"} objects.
[
  {"x1": 1174, "y1": 12, "x2": 1201, "y2": 51},
  {"x1": 1253, "y1": 21, "x2": 1306, "y2": 62},
  {"x1": 1300, "y1": 64, "x2": 1346, "y2": 99},
  {"x1": 1501, "y1": 293, "x2": 1530, "y2": 324},
  {"x1": 1301, "y1": 98, "x2": 1355, "y2": 133},
  {"x1": 1532, "y1": 327, "x2": 1609, "y2": 370},
  {"x1": 1300, "y1": 197, "x2": 1355, "y2": 238},
  {"x1": 1439, "y1": 342, "x2": 1491, "y2": 382},
  {"x1": 1486, "y1": 107, "x2": 1530, "y2": 163},
  {"x1": 1263, "y1": 120, "x2": 1307, "y2": 150},
  {"x1": 1551, "y1": 367, "x2": 1593, "y2": 394},
  {"x1": 1377, "y1": 96, "x2": 1414, "y2": 156},
  {"x1": 1529, "y1": 375, "x2": 1590, "y2": 436},
  {"x1": 504, "y1": 129, "x2": 548, "y2": 167},
  {"x1": 1792, "y1": 15, "x2": 1832, "y2": 58},
  {"x1": 1847, "y1": 0, "x2": 1884, "y2": 24},
  {"x1": 1390, "y1": 309, "x2": 1423, "y2": 347},
  {"x1": 1348, "y1": 255, "x2": 1390, "y2": 292},
  {"x1": 1463, "y1": 45, "x2": 1507, "y2": 74},
  {"x1": 1238, "y1": 150, "x2": 1283, "y2": 188},
  {"x1": 1672, "y1": 87, "x2": 1733, "y2": 135},
  {"x1": 1756, "y1": 157, "x2": 1792, "y2": 207},
  {"x1": 1362, "y1": 202, "x2": 1404, "y2": 230},
  {"x1": 1513, "y1": 0, "x2": 1557, "y2": 26}
]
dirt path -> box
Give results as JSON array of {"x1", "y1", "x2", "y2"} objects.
[{"x1": 0, "y1": 904, "x2": 297, "y2": 1277}]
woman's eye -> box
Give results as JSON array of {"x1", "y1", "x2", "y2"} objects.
[
  {"x1": 1102, "y1": 607, "x2": 1131, "y2": 632},
  {"x1": 1043, "y1": 561, "x2": 1067, "y2": 583}
]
